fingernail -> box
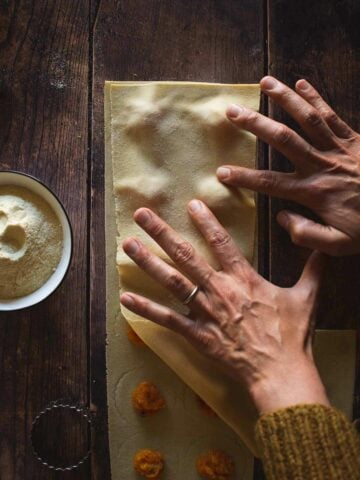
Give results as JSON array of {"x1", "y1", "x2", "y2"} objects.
[
  {"x1": 226, "y1": 104, "x2": 243, "y2": 118},
  {"x1": 124, "y1": 238, "x2": 139, "y2": 254},
  {"x1": 261, "y1": 76, "x2": 277, "y2": 90},
  {"x1": 277, "y1": 211, "x2": 290, "y2": 228},
  {"x1": 216, "y1": 167, "x2": 231, "y2": 180},
  {"x1": 188, "y1": 200, "x2": 203, "y2": 212},
  {"x1": 121, "y1": 293, "x2": 135, "y2": 307},
  {"x1": 297, "y1": 79, "x2": 310, "y2": 91},
  {"x1": 135, "y1": 208, "x2": 151, "y2": 226}
]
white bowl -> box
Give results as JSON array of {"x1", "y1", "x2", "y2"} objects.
[{"x1": 0, "y1": 171, "x2": 73, "y2": 311}]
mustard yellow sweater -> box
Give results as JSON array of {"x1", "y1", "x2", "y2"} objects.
[{"x1": 255, "y1": 404, "x2": 360, "y2": 480}]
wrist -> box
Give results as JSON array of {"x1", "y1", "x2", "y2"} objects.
[{"x1": 249, "y1": 356, "x2": 330, "y2": 415}]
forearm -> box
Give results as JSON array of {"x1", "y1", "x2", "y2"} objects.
[{"x1": 255, "y1": 404, "x2": 360, "y2": 480}]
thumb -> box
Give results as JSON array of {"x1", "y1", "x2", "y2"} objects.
[
  {"x1": 294, "y1": 250, "x2": 326, "y2": 352},
  {"x1": 296, "y1": 250, "x2": 326, "y2": 294},
  {"x1": 277, "y1": 210, "x2": 353, "y2": 256}
]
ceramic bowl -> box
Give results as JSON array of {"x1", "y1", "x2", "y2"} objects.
[{"x1": 0, "y1": 171, "x2": 73, "y2": 311}]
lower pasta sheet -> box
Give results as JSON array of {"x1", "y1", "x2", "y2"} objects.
[{"x1": 105, "y1": 81, "x2": 356, "y2": 479}]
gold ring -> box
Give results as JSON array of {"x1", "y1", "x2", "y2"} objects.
[{"x1": 182, "y1": 285, "x2": 200, "y2": 305}]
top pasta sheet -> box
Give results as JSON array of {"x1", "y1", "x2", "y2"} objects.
[{"x1": 108, "y1": 81, "x2": 261, "y2": 454}]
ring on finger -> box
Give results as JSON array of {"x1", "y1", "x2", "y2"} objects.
[{"x1": 182, "y1": 285, "x2": 200, "y2": 305}]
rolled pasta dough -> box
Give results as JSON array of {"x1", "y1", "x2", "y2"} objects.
[{"x1": 109, "y1": 81, "x2": 261, "y2": 454}]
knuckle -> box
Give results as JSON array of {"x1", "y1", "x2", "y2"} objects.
[
  {"x1": 173, "y1": 241, "x2": 194, "y2": 264},
  {"x1": 304, "y1": 144, "x2": 317, "y2": 162},
  {"x1": 242, "y1": 110, "x2": 259, "y2": 128},
  {"x1": 166, "y1": 272, "x2": 186, "y2": 291},
  {"x1": 149, "y1": 221, "x2": 166, "y2": 237},
  {"x1": 304, "y1": 109, "x2": 322, "y2": 127},
  {"x1": 305, "y1": 90, "x2": 319, "y2": 102},
  {"x1": 201, "y1": 269, "x2": 214, "y2": 285},
  {"x1": 137, "y1": 249, "x2": 151, "y2": 267},
  {"x1": 322, "y1": 109, "x2": 338, "y2": 125},
  {"x1": 229, "y1": 257, "x2": 246, "y2": 273},
  {"x1": 208, "y1": 230, "x2": 231, "y2": 248},
  {"x1": 258, "y1": 171, "x2": 278, "y2": 190},
  {"x1": 279, "y1": 88, "x2": 293, "y2": 102},
  {"x1": 140, "y1": 297, "x2": 152, "y2": 314},
  {"x1": 306, "y1": 177, "x2": 335, "y2": 197},
  {"x1": 194, "y1": 328, "x2": 212, "y2": 348},
  {"x1": 273, "y1": 125, "x2": 292, "y2": 144},
  {"x1": 306, "y1": 181, "x2": 323, "y2": 198},
  {"x1": 164, "y1": 309, "x2": 176, "y2": 324},
  {"x1": 290, "y1": 224, "x2": 308, "y2": 246},
  {"x1": 306, "y1": 147, "x2": 337, "y2": 171},
  {"x1": 246, "y1": 269, "x2": 261, "y2": 289},
  {"x1": 164, "y1": 309, "x2": 181, "y2": 331},
  {"x1": 319, "y1": 178, "x2": 335, "y2": 194}
]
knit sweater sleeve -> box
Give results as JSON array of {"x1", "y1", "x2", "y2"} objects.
[{"x1": 254, "y1": 404, "x2": 360, "y2": 480}]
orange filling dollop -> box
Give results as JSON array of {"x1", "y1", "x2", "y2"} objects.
[
  {"x1": 133, "y1": 449, "x2": 164, "y2": 479},
  {"x1": 132, "y1": 381, "x2": 166, "y2": 416},
  {"x1": 196, "y1": 449, "x2": 235, "y2": 480}
]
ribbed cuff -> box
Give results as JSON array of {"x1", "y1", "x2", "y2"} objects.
[{"x1": 255, "y1": 404, "x2": 360, "y2": 480}]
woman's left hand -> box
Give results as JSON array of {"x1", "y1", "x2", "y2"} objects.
[{"x1": 120, "y1": 200, "x2": 329, "y2": 414}]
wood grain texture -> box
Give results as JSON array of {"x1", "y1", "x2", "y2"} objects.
[
  {"x1": 90, "y1": 1, "x2": 265, "y2": 478},
  {"x1": 0, "y1": 1, "x2": 89, "y2": 478},
  {"x1": 2, "y1": 1, "x2": 359, "y2": 478},
  {"x1": 268, "y1": 0, "x2": 360, "y2": 418}
]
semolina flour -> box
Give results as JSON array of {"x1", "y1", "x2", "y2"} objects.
[{"x1": 0, "y1": 185, "x2": 63, "y2": 299}]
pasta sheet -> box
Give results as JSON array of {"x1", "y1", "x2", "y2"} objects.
[
  {"x1": 105, "y1": 81, "x2": 260, "y2": 480},
  {"x1": 110, "y1": 81, "x2": 260, "y2": 453}
]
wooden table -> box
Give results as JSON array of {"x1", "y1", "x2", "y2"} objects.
[{"x1": 0, "y1": 1, "x2": 359, "y2": 478}]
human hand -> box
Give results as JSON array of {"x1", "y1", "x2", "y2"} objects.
[
  {"x1": 217, "y1": 76, "x2": 360, "y2": 256},
  {"x1": 120, "y1": 201, "x2": 329, "y2": 414}
]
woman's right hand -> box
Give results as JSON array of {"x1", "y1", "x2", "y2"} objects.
[
  {"x1": 120, "y1": 203, "x2": 329, "y2": 415},
  {"x1": 217, "y1": 76, "x2": 360, "y2": 256}
]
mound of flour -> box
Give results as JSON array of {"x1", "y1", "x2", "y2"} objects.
[{"x1": 0, "y1": 185, "x2": 63, "y2": 299}]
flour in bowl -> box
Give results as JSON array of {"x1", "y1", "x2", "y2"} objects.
[{"x1": 0, "y1": 185, "x2": 63, "y2": 299}]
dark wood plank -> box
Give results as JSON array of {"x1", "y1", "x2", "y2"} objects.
[
  {"x1": 0, "y1": 1, "x2": 89, "y2": 478},
  {"x1": 90, "y1": 1, "x2": 265, "y2": 478},
  {"x1": 268, "y1": 0, "x2": 360, "y2": 419}
]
